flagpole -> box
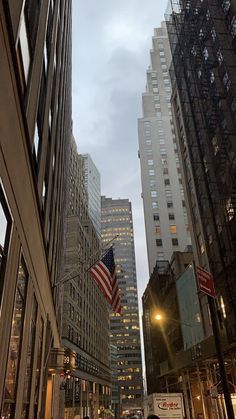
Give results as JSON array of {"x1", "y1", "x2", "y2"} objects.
[{"x1": 52, "y1": 234, "x2": 119, "y2": 288}]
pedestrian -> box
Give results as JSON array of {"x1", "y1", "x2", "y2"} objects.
[{"x1": 147, "y1": 415, "x2": 160, "y2": 419}]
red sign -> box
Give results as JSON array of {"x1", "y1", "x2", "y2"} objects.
[{"x1": 196, "y1": 266, "x2": 216, "y2": 298}]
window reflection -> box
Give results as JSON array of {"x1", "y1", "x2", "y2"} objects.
[{"x1": 2, "y1": 258, "x2": 28, "y2": 417}]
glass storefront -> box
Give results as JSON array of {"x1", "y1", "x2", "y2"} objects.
[{"x1": 2, "y1": 257, "x2": 28, "y2": 417}]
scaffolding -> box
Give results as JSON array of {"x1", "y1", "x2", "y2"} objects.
[{"x1": 166, "y1": 0, "x2": 236, "y2": 343}]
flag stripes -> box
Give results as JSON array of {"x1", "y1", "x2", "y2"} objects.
[{"x1": 89, "y1": 247, "x2": 121, "y2": 314}]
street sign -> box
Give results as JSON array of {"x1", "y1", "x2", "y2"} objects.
[{"x1": 196, "y1": 266, "x2": 216, "y2": 298}]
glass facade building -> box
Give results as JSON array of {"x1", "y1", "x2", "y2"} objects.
[{"x1": 101, "y1": 197, "x2": 143, "y2": 413}]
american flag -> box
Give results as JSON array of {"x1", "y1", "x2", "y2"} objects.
[{"x1": 89, "y1": 247, "x2": 121, "y2": 314}]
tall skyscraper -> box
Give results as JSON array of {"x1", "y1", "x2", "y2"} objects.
[
  {"x1": 0, "y1": 1, "x2": 72, "y2": 417},
  {"x1": 62, "y1": 137, "x2": 111, "y2": 418},
  {"x1": 80, "y1": 153, "x2": 101, "y2": 237},
  {"x1": 166, "y1": 0, "x2": 236, "y2": 343},
  {"x1": 101, "y1": 197, "x2": 143, "y2": 414},
  {"x1": 138, "y1": 22, "x2": 191, "y2": 274}
]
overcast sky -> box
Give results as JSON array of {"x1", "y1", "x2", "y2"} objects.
[{"x1": 72, "y1": 1, "x2": 167, "y2": 302}]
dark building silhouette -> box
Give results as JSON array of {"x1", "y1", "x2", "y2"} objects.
[{"x1": 167, "y1": 0, "x2": 236, "y2": 344}]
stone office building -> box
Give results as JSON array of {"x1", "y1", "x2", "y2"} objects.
[
  {"x1": 0, "y1": 0, "x2": 72, "y2": 417},
  {"x1": 61, "y1": 137, "x2": 111, "y2": 419}
]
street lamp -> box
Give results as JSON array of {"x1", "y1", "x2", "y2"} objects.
[
  {"x1": 154, "y1": 312, "x2": 196, "y2": 349},
  {"x1": 154, "y1": 311, "x2": 206, "y2": 418}
]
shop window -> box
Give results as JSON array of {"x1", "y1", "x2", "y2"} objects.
[
  {"x1": 34, "y1": 319, "x2": 44, "y2": 416},
  {"x1": 22, "y1": 296, "x2": 38, "y2": 417},
  {"x1": 2, "y1": 257, "x2": 28, "y2": 417}
]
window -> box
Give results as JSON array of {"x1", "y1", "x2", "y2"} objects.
[
  {"x1": 22, "y1": 297, "x2": 38, "y2": 417},
  {"x1": 169, "y1": 213, "x2": 175, "y2": 220},
  {"x1": 151, "y1": 191, "x2": 157, "y2": 198},
  {"x1": 163, "y1": 167, "x2": 168, "y2": 175},
  {"x1": 165, "y1": 189, "x2": 172, "y2": 198},
  {"x1": 157, "y1": 252, "x2": 164, "y2": 261},
  {"x1": 160, "y1": 148, "x2": 167, "y2": 156},
  {"x1": 172, "y1": 238, "x2": 179, "y2": 246},
  {"x1": 34, "y1": 319, "x2": 44, "y2": 416},
  {"x1": 150, "y1": 180, "x2": 156, "y2": 187},
  {"x1": 153, "y1": 214, "x2": 159, "y2": 221},
  {"x1": 149, "y1": 169, "x2": 155, "y2": 176},
  {"x1": 25, "y1": 0, "x2": 41, "y2": 53},
  {"x1": 3, "y1": 258, "x2": 28, "y2": 417},
  {"x1": 153, "y1": 87, "x2": 158, "y2": 93},
  {"x1": 156, "y1": 239, "x2": 162, "y2": 246},
  {"x1": 148, "y1": 159, "x2": 154, "y2": 166},
  {"x1": 17, "y1": 12, "x2": 31, "y2": 84},
  {"x1": 164, "y1": 179, "x2": 170, "y2": 186},
  {"x1": 0, "y1": 185, "x2": 12, "y2": 299},
  {"x1": 152, "y1": 202, "x2": 158, "y2": 209},
  {"x1": 146, "y1": 139, "x2": 151, "y2": 145},
  {"x1": 198, "y1": 234, "x2": 205, "y2": 254},
  {"x1": 170, "y1": 225, "x2": 177, "y2": 234},
  {"x1": 33, "y1": 121, "x2": 40, "y2": 160}
]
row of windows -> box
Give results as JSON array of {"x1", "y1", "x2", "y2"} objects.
[
  {"x1": 0, "y1": 187, "x2": 44, "y2": 417},
  {"x1": 156, "y1": 238, "x2": 179, "y2": 246}
]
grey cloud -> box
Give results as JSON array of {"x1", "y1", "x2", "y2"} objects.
[{"x1": 72, "y1": 0, "x2": 167, "y2": 299}]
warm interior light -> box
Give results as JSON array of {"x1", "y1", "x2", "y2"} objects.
[{"x1": 155, "y1": 314, "x2": 163, "y2": 321}]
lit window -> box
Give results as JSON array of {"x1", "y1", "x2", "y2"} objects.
[
  {"x1": 151, "y1": 191, "x2": 157, "y2": 198},
  {"x1": 152, "y1": 202, "x2": 158, "y2": 209},
  {"x1": 170, "y1": 225, "x2": 177, "y2": 234}
]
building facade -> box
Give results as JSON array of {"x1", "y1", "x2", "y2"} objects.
[
  {"x1": 80, "y1": 153, "x2": 101, "y2": 237},
  {"x1": 0, "y1": 1, "x2": 72, "y2": 417},
  {"x1": 61, "y1": 137, "x2": 111, "y2": 419},
  {"x1": 142, "y1": 252, "x2": 223, "y2": 418},
  {"x1": 101, "y1": 197, "x2": 143, "y2": 414},
  {"x1": 167, "y1": 0, "x2": 236, "y2": 349},
  {"x1": 138, "y1": 22, "x2": 191, "y2": 274}
]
